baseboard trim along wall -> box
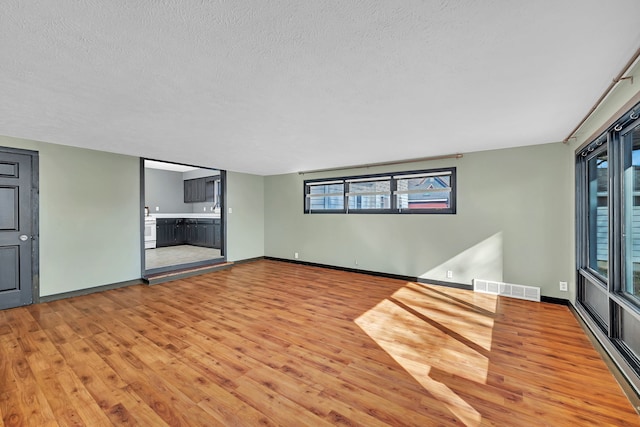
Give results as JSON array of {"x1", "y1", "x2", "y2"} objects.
[
  {"x1": 263, "y1": 257, "x2": 573, "y2": 305},
  {"x1": 38, "y1": 279, "x2": 145, "y2": 303},
  {"x1": 264, "y1": 256, "x2": 569, "y2": 305},
  {"x1": 417, "y1": 277, "x2": 472, "y2": 290},
  {"x1": 541, "y1": 296, "x2": 570, "y2": 306},
  {"x1": 231, "y1": 256, "x2": 266, "y2": 265},
  {"x1": 264, "y1": 256, "x2": 418, "y2": 282},
  {"x1": 265, "y1": 256, "x2": 503, "y2": 292}
]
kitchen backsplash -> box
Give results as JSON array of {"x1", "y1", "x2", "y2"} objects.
[{"x1": 192, "y1": 201, "x2": 217, "y2": 213}]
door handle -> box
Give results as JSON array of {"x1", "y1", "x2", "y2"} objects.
[{"x1": 19, "y1": 235, "x2": 30, "y2": 242}]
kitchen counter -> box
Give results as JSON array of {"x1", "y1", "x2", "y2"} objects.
[{"x1": 148, "y1": 213, "x2": 221, "y2": 219}]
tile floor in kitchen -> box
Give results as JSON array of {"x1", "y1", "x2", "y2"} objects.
[{"x1": 145, "y1": 245, "x2": 222, "y2": 270}]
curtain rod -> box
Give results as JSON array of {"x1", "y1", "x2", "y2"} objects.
[
  {"x1": 298, "y1": 153, "x2": 463, "y2": 175},
  {"x1": 564, "y1": 45, "x2": 640, "y2": 144}
]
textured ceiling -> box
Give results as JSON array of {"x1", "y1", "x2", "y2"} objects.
[{"x1": 1, "y1": 1, "x2": 640, "y2": 175}]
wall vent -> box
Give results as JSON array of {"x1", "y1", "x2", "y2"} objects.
[{"x1": 473, "y1": 279, "x2": 540, "y2": 302}]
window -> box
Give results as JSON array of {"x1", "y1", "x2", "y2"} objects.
[
  {"x1": 395, "y1": 172, "x2": 453, "y2": 211},
  {"x1": 623, "y1": 124, "x2": 640, "y2": 301},
  {"x1": 304, "y1": 167, "x2": 456, "y2": 214},
  {"x1": 587, "y1": 148, "x2": 608, "y2": 279},
  {"x1": 305, "y1": 181, "x2": 344, "y2": 212},
  {"x1": 347, "y1": 177, "x2": 392, "y2": 211},
  {"x1": 576, "y1": 102, "x2": 640, "y2": 393}
]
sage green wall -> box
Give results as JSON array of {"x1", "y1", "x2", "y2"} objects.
[
  {"x1": 0, "y1": 135, "x2": 141, "y2": 297},
  {"x1": 226, "y1": 171, "x2": 265, "y2": 262},
  {"x1": 144, "y1": 168, "x2": 190, "y2": 213},
  {"x1": 265, "y1": 142, "x2": 574, "y2": 299},
  {"x1": 12, "y1": 68, "x2": 640, "y2": 302}
]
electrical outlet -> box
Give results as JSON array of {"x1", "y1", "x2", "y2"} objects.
[
  {"x1": 228, "y1": 207, "x2": 233, "y2": 214},
  {"x1": 559, "y1": 281, "x2": 568, "y2": 291},
  {"x1": 294, "y1": 252, "x2": 299, "y2": 259},
  {"x1": 354, "y1": 259, "x2": 358, "y2": 266},
  {"x1": 155, "y1": 206, "x2": 159, "y2": 211},
  {"x1": 447, "y1": 271, "x2": 453, "y2": 279}
]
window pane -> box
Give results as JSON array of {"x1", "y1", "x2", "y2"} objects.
[
  {"x1": 621, "y1": 308, "x2": 640, "y2": 361},
  {"x1": 348, "y1": 181, "x2": 390, "y2": 210},
  {"x1": 307, "y1": 183, "x2": 344, "y2": 210},
  {"x1": 397, "y1": 175, "x2": 451, "y2": 210},
  {"x1": 623, "y1": 125, "x2": 640, "y2": 300},
  {"x1": 588, "y1": 150, "x2": 608, "y2": 278},
  {"x1": 303, "y1": 168, "x2": 455, "y2": 215},
  {"x1": 309, "y1": 183, "x2": 343, "y2": 195}
]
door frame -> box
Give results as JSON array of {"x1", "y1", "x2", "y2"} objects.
[
  {"x1": 139, "y1": 158, "x2": 227, "y2": 277},
  {"x1": 0, "y1": 145, "x2": 40, "y2": 305}
]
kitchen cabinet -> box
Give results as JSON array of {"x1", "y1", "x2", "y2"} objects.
[
  {"x1": 175, "y1": 219, "x2": 185, "y2": 244},
  {"x1": 154, "y1": 217, "x2": 220, "y2": 249},
  {"x1": 156, "y1": 219, "x2": 174, "y2": 247},
  {"x1": 156, "y1": 218, "x2": 184, "y2": 247},
  {"x1": 184, "y1": 178, "x2": 206, "y2": 203},
  {"x1": 184, "y1": 219, "x2": 198, "y2": 245},
  {"x1": 185, "y1": 176, "x2": 220, "y2": 203},
  {"x1": 195, "y1": 219, "x2": 214, "y2": 247}
]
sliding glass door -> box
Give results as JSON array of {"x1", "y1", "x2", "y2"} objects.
[{"x1": 576, "y1": 104, "x2": 640, "y2": 395}]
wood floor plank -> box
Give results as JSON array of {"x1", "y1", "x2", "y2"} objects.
[
  {"x1": 232, "y1": 374, "x2": 331, "y2": 426},
  {"x1": 0, "y1": 332, "x2": 58, "y2": 426},
  {"x1": 57, "y1": 341, "x2": 169, "y2": 426},
  {"x1": 0, "y1": 259, "x2": 638, "y2": 426},
  {"x1": 196, "y1": 392, "x2": 275, "y2": 427}
]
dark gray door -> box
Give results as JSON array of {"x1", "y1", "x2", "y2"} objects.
[{"x1": 0, "y1": 150, "x2": 35, "y2": 310}]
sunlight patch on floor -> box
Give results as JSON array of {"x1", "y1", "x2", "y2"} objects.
[{"x1": 355, "y1": 283, "x2": 498, "y2": 426}]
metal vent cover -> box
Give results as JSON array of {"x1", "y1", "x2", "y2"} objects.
[{"x1": 473, "y1": 279, "x2": 541, "y2": 302}]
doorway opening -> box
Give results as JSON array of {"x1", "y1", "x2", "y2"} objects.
[{"x1": 141, "y1": 159, "x2": 225, "y2": 277}]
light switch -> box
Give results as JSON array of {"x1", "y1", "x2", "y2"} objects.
[{"x1": 228, "y1": 207, "x2": 233, "y2": 214}]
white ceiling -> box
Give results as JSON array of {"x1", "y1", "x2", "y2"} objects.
[{"x1": 1, "y1": 1, "x2": 640, "y2": 176}]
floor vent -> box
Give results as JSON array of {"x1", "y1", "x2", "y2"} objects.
[{"x1": 473, "y1": 279, "x2": 540, "y2": 302}]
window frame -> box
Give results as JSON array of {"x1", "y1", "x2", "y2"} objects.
[
  {"x1": 575, "y1": 101, "x2": 640, "y2": 395},
  {"x1": 584, "y1": 142, "x2": 610, "y2": 284},
  {"x1": 304, "y1": 180, "x2": 346, "y2": 214},
  {"x1": 620, "y1": 118, "x2": 640, "y2": 305},
  {"x1": 303, "y1": 167, "x2": 456, "y2": 215}
]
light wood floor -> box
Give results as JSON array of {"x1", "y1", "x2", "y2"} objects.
[{"x1": 1, "y1": 260, "x2": 638, "y2": 426}]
